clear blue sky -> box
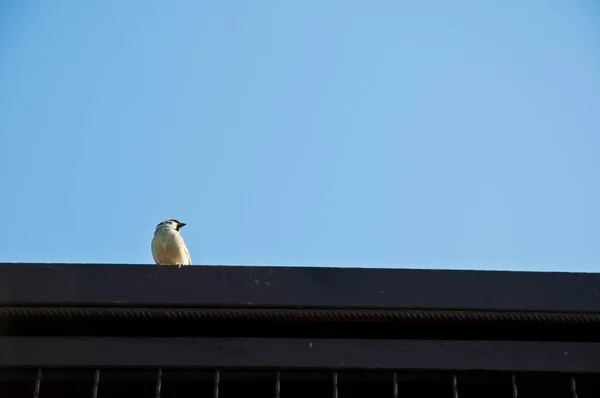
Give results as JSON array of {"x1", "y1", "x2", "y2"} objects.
[{"x1": 1, "y1": 1, "x2": 599, "y2": 272}]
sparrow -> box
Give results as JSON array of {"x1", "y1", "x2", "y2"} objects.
[{"x1": 151, "y1": 219, "x2": 192, "y2": 268}]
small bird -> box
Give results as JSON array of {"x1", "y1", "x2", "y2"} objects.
[{"x1": 151, "y1": 219, "x2": 192, "y2": 268}]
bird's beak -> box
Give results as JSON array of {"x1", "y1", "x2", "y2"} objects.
[{"x1": 178, "y1": 222, "x2": 186, "y2": 228}]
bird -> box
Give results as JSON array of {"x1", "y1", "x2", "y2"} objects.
[{"x1": 151, "y1": 219, "x2": 192, "y2": 268}]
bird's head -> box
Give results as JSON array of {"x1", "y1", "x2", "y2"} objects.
[{"x1": 155, "y1": 219, "x2": 186, "y2": 233}]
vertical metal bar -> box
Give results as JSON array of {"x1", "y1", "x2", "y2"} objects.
[
  {"x1": 275, "y1": 371, "x2": 281, "y2": 398},
  {"x1": 570, "y1": 376, "x2": 578, "y2": 398},
  {"x1": 333, "y1": 372, "x2": 338, "y2": 398},
  {"x1": 393, "y1": 371, "x2": 398, "y2": 398},
  {"x1": 155, "y1": 368, "x2": 162, "y2": 398},
  {"x1": 511, "y1": 374, "x2": 517, "y2": 398},
  {"x1": 92, "y1": 369, "x2": 100, "y2": 398},
  {"x1": 214, "y1": 369, "x2": 220, "y2": 398},
  {"x1": 33, "y1": 368, "x2": 42, "y2": 398},
  {"x1": 452, "y1": 374, "x2": 458, "y2": 398}
]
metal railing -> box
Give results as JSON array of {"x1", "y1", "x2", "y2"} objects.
[
  {"x1": 1, "y1": 368, "x2": 597, "y2": 397},
  {"x1": 0, "y1": 263, "x2": 598, "y2": 397}
]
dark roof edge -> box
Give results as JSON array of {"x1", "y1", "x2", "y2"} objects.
[{"x1": 0, "y1": 263, "x2": 598, "y2": 313}]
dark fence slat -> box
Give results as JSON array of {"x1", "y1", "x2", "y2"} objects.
[
  {"x1": 0, "y1": 263, "x2": 599, "y2": 312},
  {"x1": 0, "y1": 337, "x2": 598, "y2": 373}
]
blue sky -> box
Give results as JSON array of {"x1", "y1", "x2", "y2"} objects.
[{"x1": 1, "y1": 1, "x2": 599, "y2": 272}]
